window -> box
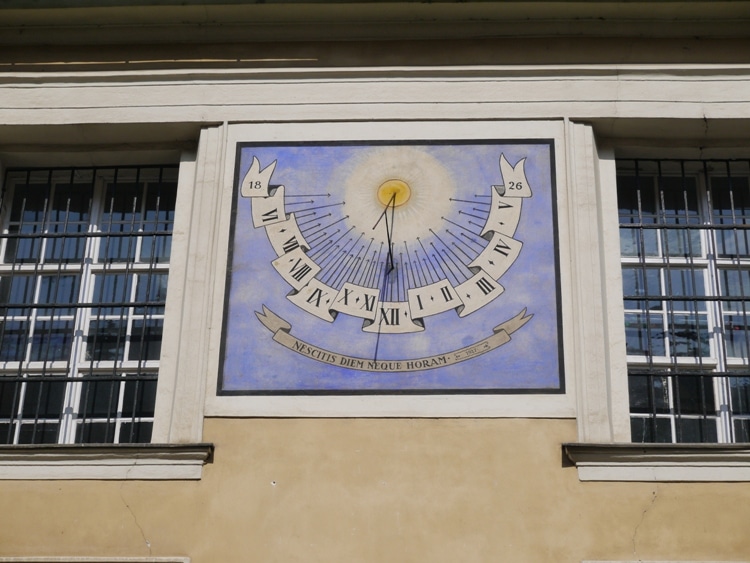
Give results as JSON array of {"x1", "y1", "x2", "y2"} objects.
[
  {"x1": 618, "y1": 158, "x2": 750, "y2": 444},
  {"x1": 0, "y1": 165, "x2": 178, "y2": 445}
]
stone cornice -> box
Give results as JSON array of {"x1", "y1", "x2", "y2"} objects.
[
  {"x1": 0, "y1": 443, "x2": 214, "y2": 480},
  {"x1": 564, "y1": 443, "x2": 750, "y2": 481}
]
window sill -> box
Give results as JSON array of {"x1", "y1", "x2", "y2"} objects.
[
  {"x1": 563, "y1": 443, "x2": 750, "y2": 482},
  {"x1": 0, "y1": 443, "x2": 214, "y2": 480},
  {"x1": 0, "y1": 559, "x2": 190, "y2": 563}
]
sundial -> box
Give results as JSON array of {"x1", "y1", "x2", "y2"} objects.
[{"x1": 220, "y1": 141, "x2": 562, "y2": 394}]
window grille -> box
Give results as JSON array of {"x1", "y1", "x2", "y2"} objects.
[
  {"x1": 0, "y1": 166, "x2": 178, "y2": 444},
  {"x1": 618, "y1": 158, "x2": 750, "y2": 443}
]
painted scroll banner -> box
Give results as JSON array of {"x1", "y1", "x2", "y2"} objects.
[{"x1": 255, "y1": 305, "x2": 532, "y2": 373}]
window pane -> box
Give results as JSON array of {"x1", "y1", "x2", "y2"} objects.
[
  {"x1": 79, "y1": 376, "x2": 120, "y2": 418},
  {"x1": 0, "y1": 275, "x2": 36, "y2": 316},
  {"x1": 618, "y1": 175, "x2": 657, "y2": 221},
  {"x1": 122, "y1": 377, "x2": 157, "y2": 418},
  {"x1": 734, "y1": 419, "x2": 750, "y2": 442},
  {"x1": 129, "y1": 319, "x2": 163, "y2": 361},
  {"x1": 622, "y1": 267, "x2": 661, "y2": 311},
  {"x1": 37, "y1": 275, "x2": 80, "y2": 316},
  {"x1": 30, "y1": 320, "x2": 74, "y2": 361},
  {"x1": 44, "y1": 183, "x2": 92, "y2": 264},
  {"x1": 662, "y1": 228, "x2": 702, "y2": 258},
  {"x1": 98, "y1": 182, "x2": 141, "y2": 263},
  {"x1": 730, "y1": 377, "x2": 750, "y2": 415},
  {"x1": 659, "y1": 177, "x2": 702, "y2": 258},
  {"x1": 4, "y1": 225, "x2": 42, "y2": 264},
  {"x1": 659, "y1": 176, "x2": 700, "y2": 223},
  {"x1": 625, "y1": 313, "x2": 665, "y2": 356},
  {"x1": 75, "y1": 421, "x2": 116, "y2": 444},
  {"x1": 5, "y1": 178, "x2": 50, "y2": 264},
  {"x1": 719, "y1": 269, "x2": 750, "y2": 311},
  {"x1": 92, "y1": 273, "x2": 132, "y2": 316},
  {"x1": 0, "y1": 424, "x2": 15, "y2": 445},
  {"x1": 9, "y1": 182, "x2": 48, "y2": 224},
  {"x1": 140, "y1": 182, "x2": 177, "y2": 263},
  {"x1": 49, "y1": 181, "x2": 91, "y2": 224},
  {"x1": 724, "y1": 315, "x2": 750, "y2": 359},
  {"x1": 620, "y1": 227, "x2": 658, "y2": 258},
  {"x1": 631, "y1": 416, "x2": 673, "y2": 443},
  {"x1": 0, "y1": 321, "x2": 28, "y2": 361},
  {"x1": 135, "y1": 273, "x2": 168, "y2": 314},
  {"x1": 669, "y1": 313, "x2": 709, "y2": 357},
  {"x1": 22, "y1": 380, "x2": 66, "y2": 419},
  {"x1": 86, "y1": 320, "x2": 126, "y2": 361},
  {"x1": 119, "y1": 421, "x2": 153, "y2": 443},
  {"x1": 629, "y1": 374, "x2": 669, "y2": 414},
  {"x1": 17, "y1": 422, "x2": 59, "y2": 445},
  {"x1": 666, "y1": 268, "x2": 705, "y2": 312},
  {"x1": 711, "y1": 176, "x2": 750, "y2": 257},
  {"x1": 674, "y1": 375, "x2": 714, "y2": 415},
  {"x1": 0, "y1": 380, "x2": 21, "y2": 418},
  {"x1": 676, "y1": 417, "x2": 718, "y2": 443},
  {"x1": 618, "y1": 175, "x2": 659, "y2": 258}
]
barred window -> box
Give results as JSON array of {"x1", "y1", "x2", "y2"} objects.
[
  {"x1": 0, "y1": 166, "x2": 177, "y2": 445},
  {"x1": 618, "y1": 158, "x2": 750, "y2": 443}
]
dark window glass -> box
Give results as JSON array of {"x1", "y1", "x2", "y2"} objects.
[
  {"x1": 119, "y1": 421, "x2": 153, "y2": 444},
  {"x1": 79, "y1": 376, "x2": 120, "y2": 419},
  {"x1": 21, "y1": 380, "x2": 66, "y2": 419},
  {"x1": 676, "y1": 417, "x2": 718, "y2": 443},
  {"x1": 86, "y1": 320, "x2": 127, "y2": 361},
  {"x1": 30, "y1": 320, "x2": 74, "y2": 361},
  {"x1": 92, "y1": 273, "x2": 132, "y2": 316},
  {"x1": 99, "y1": 182, "x2": 141, "y2": 263},
  {"x1": 630, "y1": 417, "x2": 673, "y2": 443},
  {"x1": 129, "y1": 320, "x2": 163, "y2": 361},
  {"x1": 122, "y1": 377, "x2": 157, "y2": 418},
  {"x1": 76, "y1": 421, "x2": 116, "y2": 444},
  {"x1": 18, "y1": 422, "x2": 59, "y2": 444}
]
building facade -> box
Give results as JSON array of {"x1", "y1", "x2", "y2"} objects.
[{"x1": 1, "y1": 1, "x2": 750, "y2": 561}]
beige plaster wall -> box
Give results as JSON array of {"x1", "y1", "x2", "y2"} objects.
[{"x1": 0, "y1": 418, "x2": 748, "y2": 562}]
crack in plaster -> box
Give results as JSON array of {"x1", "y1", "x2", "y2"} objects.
[
  {"x1": 700, "y1": 111, "x2": 709, "y2": 158},
  {"x1": 632, "y1": 486, "x2": 658, "y2": 560},
  {"x1": 120, "y1": 460, "x2": 153, "y2": 555}
]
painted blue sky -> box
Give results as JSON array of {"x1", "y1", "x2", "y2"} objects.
[{"x1": 220, "y1": 141, "x2": 562, "y2": 393}]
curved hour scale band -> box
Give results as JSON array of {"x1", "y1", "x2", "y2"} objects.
[
  {"x1": 241, "y1": 152, "x2": 532, "y2": 335},
  {"x1": 256, "y1": 305, "x2": 532, "y2": 373}
]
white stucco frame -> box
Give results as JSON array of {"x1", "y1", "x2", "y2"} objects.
[{"x1": 204, "y1": 119, "x2": 575, "y2": 418}]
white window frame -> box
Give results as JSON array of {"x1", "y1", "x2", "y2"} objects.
[
  {"x1": 0, "y1": 558, "x2": 190, "y2": 563},
  {"x1": 0, "y1": 130, "x2": 218, "y2": 479},
  {"x1": 565, "y1": 125, "x2": 750, "y2": 481},
  {"x1": 583, "y1": 560, "x2": 749, "y2": 563},
  {"x1": 0, "y1": 166, "x2": 174, "y2": 445},
  {"x1": 617, "y1": 158, "x2": 750, "y2": 444}
]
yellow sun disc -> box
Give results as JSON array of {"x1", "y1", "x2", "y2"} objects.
[{"x1": 377, "y1": 179, "x2": 411, "y2": 208}]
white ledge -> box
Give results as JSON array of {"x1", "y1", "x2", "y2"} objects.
[
  {"x1": 563, "y1": 443, "x2": 750, "y2": 482},
  {"x1": 0, "y1": 443, "x2": 214, "y2": 480},
  {"x1": 0, "y1": 558, "x2": 190, "y2": 562}
]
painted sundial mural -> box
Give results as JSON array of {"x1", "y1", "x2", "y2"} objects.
[{"x1": 219, "y1": 140, "x2": 562, "y2": 394}]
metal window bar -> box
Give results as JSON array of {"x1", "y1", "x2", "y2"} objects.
[
  {"x1": 0, "y1": 166, "x2": 176, "y2": 445},
  {"x1": 619, "y1": 158, "x2": 750, "y2": 443}
]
